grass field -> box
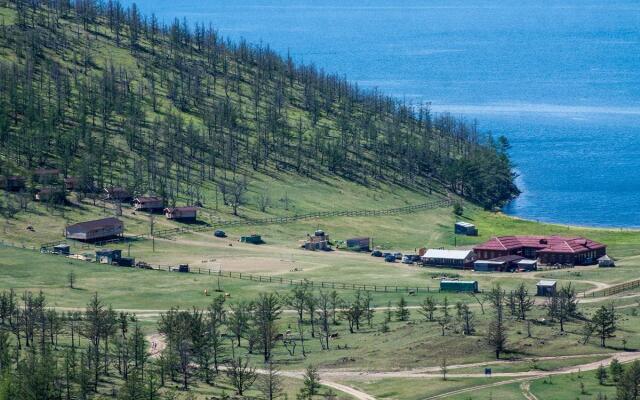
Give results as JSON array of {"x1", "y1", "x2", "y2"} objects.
[{"x1": 2, "y1": 174, "x2": 640, "y2": 399}]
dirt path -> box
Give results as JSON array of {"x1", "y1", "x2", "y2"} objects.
[
  {"x1": 145, "y1": 333, "x2": 376, "y2": 400},
  {"x1": 520, "y1": 381, "x2": 538, "y2": 400}
]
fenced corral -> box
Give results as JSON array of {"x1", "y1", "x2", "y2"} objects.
[
  {"x1": 149, "y1": 198, "x2": 452, "y2": 239},
  {"x1": 141, "y1": 263, "x2": 445, "y2": 294}
]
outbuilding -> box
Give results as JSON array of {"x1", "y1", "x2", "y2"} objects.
[
  {"x1": 241, "y1": 234, "x2": 264, "y2": 245},
  {"x1": 53, "y1": 244, "x2": 71, "y2": 255},
  {"x1": 164, "y1": 206, "x2": 197, "y2": 222},
  {"x1": 134, "y1": 196, "x2": 164, "y2": 212},
  {"x1": 473, "y1": 259, "x2": 505, "y2": 272},
  {"x1": 35, "y1": 188, "x2": 66, "y2": 203},
  {"x1": 64, "y1": 177, "x2": 78, "y2": 191},
  {"x1": 95, "y1": 249, "x2": 122, "y2": 264},
  {"x1": 104, "y1": 187, "x2": 132, "y2": 202},
  {"x1": 598, "y1": 255, "x2": 615, "y2": 268},
  {"x1": 455, "y1": 221, "x2": 478, "y2": 236},
  {"x1": 516, "y1": 259, "x2": 538, "y2": 271},
  {"x1": 345, "y1": 237, "x2": 371, "y2": 252},
  {"x1": 65, "y1": 218, "x2": 124, "y2": 241},
  {"x1": 0, "y1": 176, "x2": 26, "y2": 192},
  {"x1": 440, "y1": 280, "x2": 479, "y2": 293},
  {"x1": 536, "y1": 280, "x2": 557, "y2": 296},
  {"x1": 421, "y1": 249, "x2": 476, "y2": 269},
  {"x1": 33, "y1": 168, "x2": 61, "y2": 183},
  {"x1": 303, "y1": 230, "x2": 330, "y2": 251}
]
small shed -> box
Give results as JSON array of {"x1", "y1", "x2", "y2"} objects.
[
  {"x1": 473, "y1": 260, "x2": 504, "y2": 272},
  {"x1": 421, "y1": 249, "x2": 476, "y2": 269},
  {"x1": 33, "y1": 168, "x2": 61, "y2": 183},
  {"x1": 440, "y1": 280, "x2": 479, "y2": 293},
  {"x1": 598, "y1": 255, "x2": 615, "y2": 268},
  {"x1": 134, "y1": 196, "x2": 164, "y2": 211},
  {"x1": 35, "y1": 188, "x2": 66, "y2": 203},
  {"x1": 241, "y1": 234, "x2": 264, "y2": 245},
  {"x1": 104, "y1": 187, "x2": 132, "y2": 202},
  {"x1": 96, "y1": 249, "x2": 122, "y2": 264},
  {"x1": 65, "y1": 218, "x2": 124, "y2": 241},
  {"x1": 164, "y1": 206, "x2": 197, "y2": 222},
  {"x1": 64, "y1": 177, "x2": 78, "y2": 191},
  {"x1": 345, "y1": 237, "x2": 371, "y2": 252},
  {"x1": 0, "y1": 176, "x2": 26, "y2": 192},
  {"x1": 53, "y1": 244, "x2": 71, "y2": 255},
  {"x1": 516, "y1": 259, "x2": 538, "y2": 271},
  {"x1": 303, "y1": 230, "x2": 330, "y2": 251},
  {"x1": 117, "y1": 257, "x2": 135, "y2": 267},
  {"x1": 536, "y1": 280, "x2": 557, "y2": 296},
  {"x1": 455, "y1": 221, "x2": 478, "y2": 236}
]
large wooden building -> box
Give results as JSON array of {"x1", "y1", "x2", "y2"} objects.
[
  {"x1": 474, "y1": 236, "x2": 606, "y2": 266},
  {"x1": 65, "y1": 217, "x2": 124, "y2": 241}
]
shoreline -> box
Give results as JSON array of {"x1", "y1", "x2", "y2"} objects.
[{"x1": 495, "y1": 211, "x2": 640, "y2": 232}]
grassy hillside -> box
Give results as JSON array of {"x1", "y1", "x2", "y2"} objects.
[{"x1": 0, "y1": 0, "x2": 517, "y2": 217}]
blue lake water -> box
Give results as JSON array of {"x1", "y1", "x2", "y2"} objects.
[{"x1": 127, "y1": 0, "x2": 640, "y2": 227}]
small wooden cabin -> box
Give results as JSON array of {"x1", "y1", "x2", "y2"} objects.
[
  {"x1": 164, "y1": 206, "x2": 197, "y2": 222},
  {"x1": 64, "y1": 177, "x2": 78, "y2": 191},
  {"x1": 35, "y1": 188, "x2": 66, "y2": 203},
  {"x1": 96, "y1": 249, "x2": 122, "y2": 264},
  {"x1": 65, "y1": 218, "x2": 124, "y2": 241},
  {"x1": 33, "y1": 168, "x2": 61, "y2": 183},
  {"x1": 133, "y1": 196, "x2": 164, "y2": 211},
  {"x1": 104, "y1": 187, "x2": 132, "y2": 202},
  {"x1": 0, "y1": 176, "x2": 26, "y2": 192}
]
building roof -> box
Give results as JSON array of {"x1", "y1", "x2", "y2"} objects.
[
  {"x1": 488, "y1": 255, "x2": 525, "y2": 263},
  {"x1": 66, "y1": 217, "x2": 123, "y2": 234},
  {"x1": 164, "y1": 206, "x2": 198, "y2": 212},
  {"x1": 423, "y1": 249, "x2": 474, "y2": 260},
  {"x1": 455, "y1": 221, "x2": 476, "y2": 228},
  {"x1": 441, "y1": 280, "x2": 477, "y2": 284},
  {"x1": 474, "y1": 236, "x2": 605, "y2": 254},
  {"x1": 34, "y1": 168, "x2": 61, "y2": 175},
  {"x1": 517, "y1": 259, "x2": 538, "y2": 265},
  {"x1": 537, "y1": 280, "x2": 557, "y2": 287}
]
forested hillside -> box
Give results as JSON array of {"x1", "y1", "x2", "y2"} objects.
[{"x1": 0, "y1": 0, "x2": 518, "y2": 209}]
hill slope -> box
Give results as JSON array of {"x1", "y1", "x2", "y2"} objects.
[{"x1": 0, "y1": 0, "x2": 517, "y2": 212}]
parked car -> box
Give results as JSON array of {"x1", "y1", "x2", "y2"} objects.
[
  {"x1": 384, "y1": 254, "x2": 396, "y2": 263},
  {"x1": 402, "y1": 255, "x2": 414, "y2": 264},
  {"x1": 371, "y1": 250, "x2": 383, "y2": 257},
  {"x1": 394, "y1": 252, "x2": 403, "y2": 260},
  {"x1": 214, "y1": 230, "x2": 227, "y2": 238}
]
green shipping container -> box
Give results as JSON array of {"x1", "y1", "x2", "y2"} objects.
[
  {"x1": 440, "y1": 280, "x2": 479, "y2": 293},
  {"x1": 241, "y1": 234, "x2": 263, "y2": 245}
]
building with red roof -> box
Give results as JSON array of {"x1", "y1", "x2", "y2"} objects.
[{"x1": 473, "y1": 236, "x2": 606, "y2": 266}]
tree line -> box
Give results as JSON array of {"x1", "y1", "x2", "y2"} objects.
[
  {"x1": 0, "y1": 281, "x2": 629, "y2": 399},
  {"x1": 0, "y1": 0, "x2": 519, "y2": 212}
]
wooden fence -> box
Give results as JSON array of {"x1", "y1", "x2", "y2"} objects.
[
  {"x1": 149, "y1": 198, "x2": 452, "y2": 239},
  {"x1": 589, "y1": 279, "x2": 640, "y2": 298},
  {"x1": 146, "y1": 264, "x2": 444, "y2": 294}
]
